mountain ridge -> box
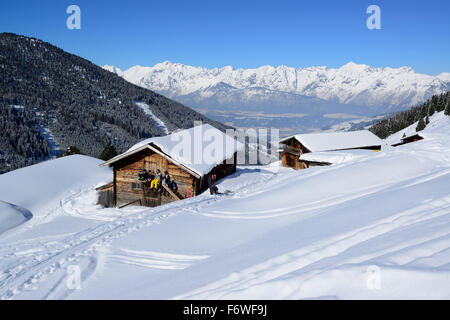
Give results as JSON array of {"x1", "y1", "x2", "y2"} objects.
[
  {"x1": 0, "y1": 33, "x2": 228, "y2": 173},
  {"x1": 104, "y1": 61, "x2": 450, "y2": 111}
]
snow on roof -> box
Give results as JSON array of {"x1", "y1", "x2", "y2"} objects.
[
  {"x1": 103, "y1": 124, "x2": 243, "y2": 177},
  {"x1": 280, "y1": 130, "x2": 382, "y2": 152},
  {"x1": 299, "y1": 149, "x2": 376, "y2": 164}
]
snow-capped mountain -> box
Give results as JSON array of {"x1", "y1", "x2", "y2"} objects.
[{"x1": 104, "y1": 61, "x2": 450, "y2": 112}]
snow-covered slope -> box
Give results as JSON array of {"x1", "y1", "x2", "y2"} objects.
[
  {"x1": 0, "y1": 201, "x2": 32, "y2": 235},
  {"x1": 0, "y1": 155, "x2": 111, "y2": 227},
  {"x1": 0, "y1": 114, "x2": 449, "y2": 299},
  {"x1": 386, "y1": 111, "x2": 450, "y2": 145},
  {"x1": 105, "y1": 61, "x2": 449, "y2": 112}
]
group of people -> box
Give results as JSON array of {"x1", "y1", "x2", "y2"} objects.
[
  {"x1": 138, "y1": 169, "x2": 178, "y2": 195},
  {"x1": 138, "y1": 169, "x2": 221, "y2": 197}
]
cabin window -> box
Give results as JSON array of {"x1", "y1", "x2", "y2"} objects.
[{"x1": 132, "y1": 182, "x2": 143, "y2": 190}]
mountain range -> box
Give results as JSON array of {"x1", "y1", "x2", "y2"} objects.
[{"x1": 104, "y1": 62, "x2": 450, "y2": 133}]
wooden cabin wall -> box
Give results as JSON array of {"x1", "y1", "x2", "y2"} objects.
[
  {"x1": 97, "y1": 186, "x2": 115, "y2": 208},
  {"x1": 293, "y1": 158, "x2": 308, "y2": 170},
  {"x1": 281, "y1": 152, "x2": 309, "y2": 170},
  {"x1": 114, "y1": 150, "x2": 149, "y2": 207},
  {"x1": 166, "y1": 163, "x2": 197, "y2": 199},
  {"x1": 199, "y1": 152, "x2": 237, "y2": 192},
  {"x1": 281, "y1": 153, "x2": 288, "y2": 167},
  {"x1": 113, "y1": 148, "x2": 198, "y2": 207},
  {"x1": 280, "y1": 137, "x2": 310, "y2": 169},
  {"x1": 281, "y1": 137, "x2": 381, "y2": 170},
  {"x1": 281, "y1": 153, "x2": 330, "y2": 170}
]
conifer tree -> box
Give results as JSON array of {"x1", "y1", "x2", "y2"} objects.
[
  {"x1": 428, "y1": 103, "x2": 435, "y2": 116},
  {"x1": 64, "y1": 146, "x2": 82, "y2": 156},
  {"x1": 445, "y1": 100, "x2": 450, "y2": 116},
  {"x1": 416, "y1": 117, "x2": 426, "y2": 132},
  {"x1": 100, "y1": 145, "x2": 118, "y2": 161}
]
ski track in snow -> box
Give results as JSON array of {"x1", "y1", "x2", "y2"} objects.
[
  {"x1": 0, "y1": 168, "x2": 276, "y2": 300},
  {"x1": 0, "y1": 112, "x2": 449, "y2": 299},
  {"x1": 2, "y1": 160, "x2": 449, "y2": 299},
  {"x1": 175, "y1": 192, "x2": 450, "y2": 299},
  {"x1": 4, "y1": 161, "x2": 447, "y2": 299},
  {"x1": 101, "y1": 247, "x2": 209, "y2": 270}
]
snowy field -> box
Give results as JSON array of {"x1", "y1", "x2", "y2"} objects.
[{"x1": 0, "y1": 112, "x2": 449, "y2": 300}]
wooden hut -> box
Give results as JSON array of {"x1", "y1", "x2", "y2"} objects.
[
  {"x1": 392, "y1": 133, "x2": 423, "y2": 147},
  {"x1": 98, "y1": 124, "x2": 242, "y2": 208},
  {"x1": 279, "y1": 130, "x2": 382, "y2": 169}
]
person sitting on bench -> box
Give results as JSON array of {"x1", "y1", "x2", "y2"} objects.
[
  {"x1": 144, "y1": 170, "x2": 154, "y2": 189},
  {"x1": 138, "y1": 169, "x2": 148, "y2": 181},
  {"x1": 162, "y1": 171, "x2": 171, "y2": 196},
  {"x1": 151, "y1": 169, "x2": 161, "y2": 189}
]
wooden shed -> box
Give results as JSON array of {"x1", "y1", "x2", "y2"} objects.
[
  {"x1": 392, "y1": 134, "x2": 423, "y2": 147},
  {"x1": 279, "y1": 130, "x2": 382, "y2": 169},
  {"x1": 98, "y1": 124, "x2": 242, "y2": 208}
]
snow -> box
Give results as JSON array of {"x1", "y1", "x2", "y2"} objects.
[
  {"x1": 0, "y1": 113, "x2": 449, "y2": 300},
  {"x1": 103, "y1": 65, "x2": 123, "y2": 77},
  {"x1": 0, "y1": 201, "x2": 32, "y2": 235},
  {"x1": 300, "y1": 149, "x2": 375, "y2": 164},
  {"x1": 103, "y1": 61, "x2": 450, "y2": 110},
  {"x1": 104, "y1": 61, "x2": 449, "y2": 132},
  {"x1": 386, "y1": 111, "x2": 450, "y2": 146},
  {"x1": 281, "y1": 130, "x2": 382, "y2": 152},
  {"x1": 117, "y1": 123, "x2": 243, "y2": 176},
  {"x1": 437, "y1": 72, "x2": 450, "y2": 83},
  {"x1": 0, "y1": 155, "x2": 111, "y2": 226},
  {"x1": 134, "y1": 102, "x2": 169, "y2": 134}
]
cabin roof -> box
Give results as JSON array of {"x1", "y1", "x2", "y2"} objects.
[
  {"x1": 401, "y1": 133, "x2": 423, "y2": 142},
  {"x1": 280, "y1": 130, "x2": 382, "y2": 152},
  {"x1": 391, "y1": 133, "x2": 423, "y2": 147},
  {"x1": 300, "y1": 149, "x2": 375, "y2": 164},
  {"x1": 101, "y1": 124, "x2": 243, "y2": 177}
]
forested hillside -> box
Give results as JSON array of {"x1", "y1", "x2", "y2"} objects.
[
  {"x1": 0, "y1": 103, "x2": 50, "y2": 173},
  {"x1": 369, "y1": 91, "x2": 450, "y2": 139},
  {"x1": 0, "y1": 33, "x2": 228, "y2": 173}
]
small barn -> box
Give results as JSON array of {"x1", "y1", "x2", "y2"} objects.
[
  {"x1": 279, "y1": 130, "x2": 382, "y2": 169},
  {"x1": 391, "y1": 133, "x2": 423, "y2": 147},
  {"x1": 98, "y1": 124, "x2": 242, "y2": 208}
]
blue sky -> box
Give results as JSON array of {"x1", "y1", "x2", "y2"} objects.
[{"x1": 0, "y1": 0, "x2": 449, "y2": 74}]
